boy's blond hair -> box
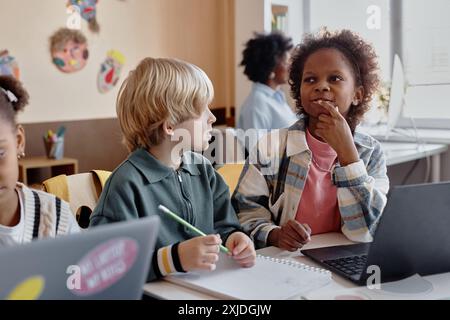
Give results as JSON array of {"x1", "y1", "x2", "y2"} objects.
[{"x1": 116, "y1": 57, "x2": 214, "y2": 152}]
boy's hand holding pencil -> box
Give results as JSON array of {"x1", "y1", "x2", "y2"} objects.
[
  {"x1": 159, "y1": 205, "x2": 256, "y2": 272},
  {"x1": 178, "y1": 234, "x2": 223, "y2": 272}
]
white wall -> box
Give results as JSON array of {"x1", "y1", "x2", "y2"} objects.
[
  {"x1": 0, "y1": 0, "x2": 153, "y2": 123},
  {"x1": 234, "y1": 0, "x2": 267, "y2": 119}
]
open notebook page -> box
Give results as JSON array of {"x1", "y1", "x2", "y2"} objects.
[{"x1": 165, "y1": 253, "x2": 332, "y2": 300}]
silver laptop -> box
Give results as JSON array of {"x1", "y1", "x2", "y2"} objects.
[{"x1": 0, "y1": 216, "x2": 159, "y2": 300}]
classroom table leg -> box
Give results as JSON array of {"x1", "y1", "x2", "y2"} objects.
[{"x1": 431, "y1": 154, "x2": 441, "y2": 183}]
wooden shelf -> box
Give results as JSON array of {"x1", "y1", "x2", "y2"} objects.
[{"x1": 18, "y1": 156, "x2": 78, "y2": 186}]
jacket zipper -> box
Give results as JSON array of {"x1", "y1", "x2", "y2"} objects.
[{"x1": 176, "y1": 170, "x2": 194, "y2": 225}]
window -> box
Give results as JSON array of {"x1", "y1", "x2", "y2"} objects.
[
  {"x1": 399, "y1": 0, "x2": 450, "y2": 128},
  {"x1": 307, "y1": 0, "x2": 391, "y2": 80},
  {"x1": 305, "y1": 0, "x2": 450, "y2": 128}
]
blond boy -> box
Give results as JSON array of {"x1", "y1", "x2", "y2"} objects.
[{"x1": 90, "y1": 58, "x2": 255, "y2": 281}]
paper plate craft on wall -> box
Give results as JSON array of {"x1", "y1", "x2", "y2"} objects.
[
  {"x1": 0, "y1": 50, "x2": 20, "y2": 79},
  {"x1": 68, "y1": 0, "x2": 100, "y2": 33},
  {"x1": 49, "y1": 28, "x2": 89, "y2": 73},
  {"x1": 98, "y1": 50, "x2": 125, "y2": 93}
]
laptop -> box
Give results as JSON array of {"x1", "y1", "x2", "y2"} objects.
[
  {"x1": 0, "y1": 216, "x2": 159, "y2": 300},
  {"x1": 301, "y1": 182, "x2": 450, "y2": 285}
]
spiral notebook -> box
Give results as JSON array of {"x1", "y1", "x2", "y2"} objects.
[{"x1": 165, "y1": 254, "x2": 332, "y2": 300}]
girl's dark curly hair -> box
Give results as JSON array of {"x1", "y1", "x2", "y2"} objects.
[
  {"x1": 289, "y1": 29, "x2": 380, "y2": 132},
  {"x1": 240, "y1": 31, "x2": 293, "y2": 83},
  {"x1": 0, "y1": 75, "x2": 29, "y2": 127}
]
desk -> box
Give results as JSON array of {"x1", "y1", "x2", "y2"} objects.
[
  {"x1": 18, "y1": 156, "x2": 78, "y2": 186},
  {"x1": 380, "y1": 142, "x2": 448, "y2": 182},
  {"x1": 362, "y1": 126, "x2": 450, "y2": 182},
  {"x1": 142, "y1": 233, "x2": 450, "y2": 300},
  {"x1": 362, "y1": 125, "x2": 450, "y2": 144}
]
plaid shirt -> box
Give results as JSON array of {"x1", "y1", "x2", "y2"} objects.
[{"x1": 231, "y1": 116, "x2": 390, "y2": 248}]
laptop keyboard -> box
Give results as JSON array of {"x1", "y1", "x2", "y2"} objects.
[{"x1": 323, "y1": 255, "x2": 367, "y2": 276}]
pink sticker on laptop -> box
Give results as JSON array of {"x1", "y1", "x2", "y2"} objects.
[{"x1": 71, "y1": 237, "x2": 139, "y2": 296}]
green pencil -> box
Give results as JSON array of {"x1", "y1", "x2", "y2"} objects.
[{"x1": 158, "y1": 205, "x2": 230, "y2": 254}]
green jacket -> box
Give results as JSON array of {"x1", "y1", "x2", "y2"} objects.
[{"x1": 89, "y1": 148, "x2": 241, "y2": 281}]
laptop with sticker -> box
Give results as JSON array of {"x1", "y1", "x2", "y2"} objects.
[{"x1": 0, "y1": 216, "x2": 159, "y2": 300}]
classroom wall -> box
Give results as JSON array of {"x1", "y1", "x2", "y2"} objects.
[
  {"x1": 2, "y1": 0, "x2": 146, "y2": 123},
  {"x1": 148, "y1": 0, "x2": 235, "y2": 115},
  {"x1": 22, "y1": 118, "x2": 127, "y2": 179},
  {"x1": 234, "y1": 0, "x2": 267, "y2": 120},
  {"x1": 0, "y1": 0, "x2": 235, "y2": 123},
  {"x1": 0, "y1": 0, "x2": 235, "y2": 177},
  {"x1": 4, "y1": 0, "x2": 450, "y2": 184}
]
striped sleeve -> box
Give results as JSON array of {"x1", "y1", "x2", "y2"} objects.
[
  {"x1": 151, "y1": 243, "x2": 186, "y2": 278},
  {"x1": 333, "y1": 141, "x2": 389, "y2": 242}
]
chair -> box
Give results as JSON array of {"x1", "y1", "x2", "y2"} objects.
[
  {"x1": 42, "y1": 170, "x2": 111, "y2": 227},
  {"x1": 216, "y1": 163, "x2": 245, "y2": 195}
]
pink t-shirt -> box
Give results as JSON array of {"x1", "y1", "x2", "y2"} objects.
[{"x1": 295, "y1": 128, "x2": 341, "y2": 235}]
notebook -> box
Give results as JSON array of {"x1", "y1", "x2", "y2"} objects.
[{"x1": 165, "y1": 253, "x2": 332, "y2": 300}]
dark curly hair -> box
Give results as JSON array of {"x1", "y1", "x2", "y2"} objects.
[
  {"x1": 240, "y1": 31, "x2": 293, "y2": 83},
  {"x1": 0, "y1": 75, "x2": 29, "y2": 127},
  {"x1": 289, "y1": 29, "x2": 380, "y2": 132}
]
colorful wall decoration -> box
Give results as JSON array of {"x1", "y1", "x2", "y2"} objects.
[
  {"x1": 68, "y1": 0, "x2": 100, "y2": 33},
  {"x1": 97, "y1": 50, "x2": 125, "y2": 93},
  {"x1": 0, "y1": 50, "x2": 20, "y2": 79},
  {"x1": 49, "y1": 28, "x2": 89, "y2": 73}
]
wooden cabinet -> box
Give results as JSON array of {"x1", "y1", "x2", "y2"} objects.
[{"x1": 18, "y1": 157, "x2": 78, "y2": 186}]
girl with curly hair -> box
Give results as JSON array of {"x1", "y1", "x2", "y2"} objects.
[
  {"x1": 0, "y1": 76, "x2": 79, "y2": 246},
  {"x1": 232, "y1": 29, "x2": 389, "y2": 250}
]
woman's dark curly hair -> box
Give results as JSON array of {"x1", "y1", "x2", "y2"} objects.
[
  {"x1": 289, "y1": 29, "x2": 380, "y2": 132},
  {"x1": 240, "y1": 31, "x2": 293, "y2": 83},
  {"x1": 0, "y1": 75, "x2": 29, "y2": 127}
]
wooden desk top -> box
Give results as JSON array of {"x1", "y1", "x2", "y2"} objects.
[{"x1": 18, "y1": 157, "x2": 78, "y2": 169}]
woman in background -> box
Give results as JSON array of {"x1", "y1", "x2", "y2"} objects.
[{"x1": 237, "y1": 32, "x2": 297, "y2": 131}]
